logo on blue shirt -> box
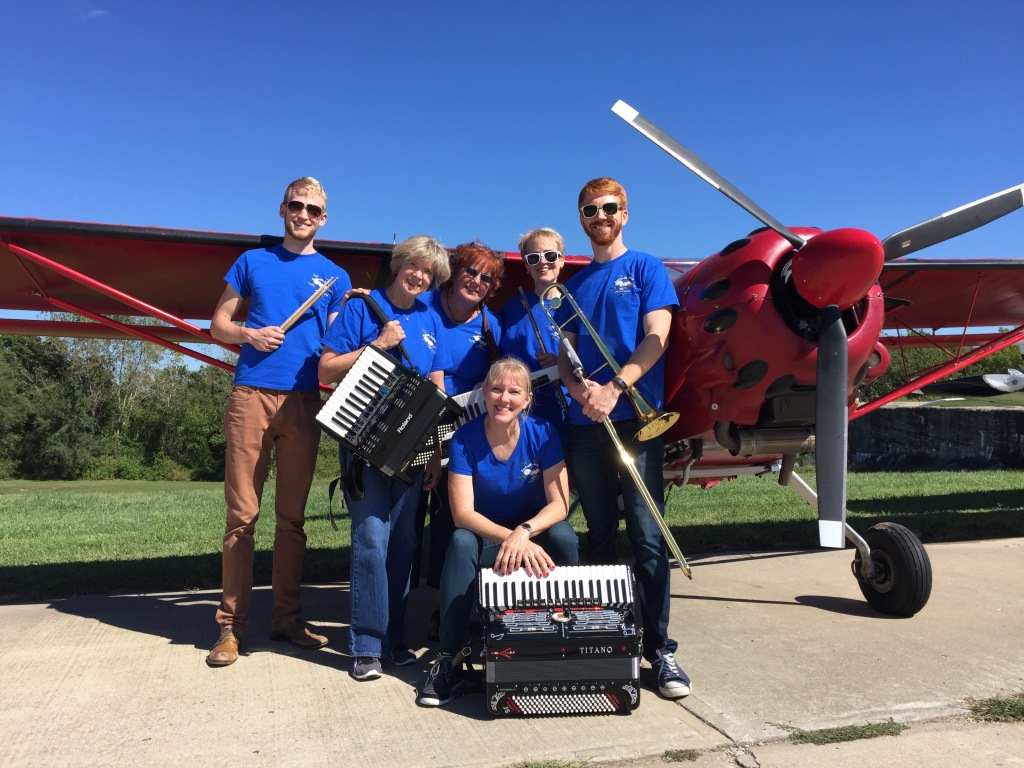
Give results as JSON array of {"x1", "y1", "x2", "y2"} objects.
[
  {"x1": 520, "y1": 462, "x2": 541, "y2": 481},
  {"x1": 613, "y1": 274, "x2": 636, "y2": 296}
]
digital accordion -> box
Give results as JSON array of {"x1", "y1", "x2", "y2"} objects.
[
  {"x1": 478, "y1": 564, "x2": 641, "y2": 716},
  {"x1": 409, "y1": 365, "x2": 562, "y2": 469},
  {"x1": 316, "y1": 345, "x2": 464, "y2": 485}
]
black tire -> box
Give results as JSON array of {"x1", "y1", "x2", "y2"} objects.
[{"x1": 852, "y1": 522, "x2": 932, "y2": 617}]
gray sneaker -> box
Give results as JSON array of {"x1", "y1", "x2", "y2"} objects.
[
  {"x1": 351, "y1": 656, "x2": 383, "y2": 681},
  {"x1": 654, "y1": 649, "x2": 691, "y2": 698}
]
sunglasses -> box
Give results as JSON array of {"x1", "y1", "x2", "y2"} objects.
[
  {"x1": 580, "y1": 201, "x2": 622, "y2": 219},
  {"x1": 285, "y1": 200, "x2": 324, "y2": 219},
  {"x1": 524, "y1": 250, "x2": 562, "y2": 266},
  {"x1": 463, "y1": 265, "x2": 494, "y2": 285}
]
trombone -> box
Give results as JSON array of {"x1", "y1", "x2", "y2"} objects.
[
  {"x1": 538, "y1": 283, "x2": 691, "y2": 578},
  {"x1": 517, "y1": 287, "x2": 571, "y2": 419},
  {"x1": 538, "y1": 284, "x2": 678, "y2": 441}
]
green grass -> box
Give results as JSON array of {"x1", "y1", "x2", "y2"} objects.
[
  {"x1": 0, "y1": 480, "x2": 350, "y2": 601},
  {"x1": 790, "y1": 720, "x2": 905, "y2": 745},
  {"x1": 662, "y1": 748, "x2": 701, "y2": 761},
  {"x1": 1, "y1": 469, "x2": 1023, "y2": 601},
  {"x1": 969, "y1": 692, "x2": 1024, "y2": 722}
]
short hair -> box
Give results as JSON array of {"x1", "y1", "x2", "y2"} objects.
[
  {"x1": 449, "y1": 241, "x2": 505, "y2": 297},
  {"x1": 577, "y1": 177, "x2": 627, "y2": 210},
  {"x1": 282, "y1": 176, "x2": 328, "y2": 207},
  {"x1": 391, "y1": 235, "x2": 451, "y2": 287},
  {"x1": 485, "y1": 356, "x2": 533, "y2": 397},
  {"x1": 518, "y1": 227, "x2": 565, "y2": 256}
]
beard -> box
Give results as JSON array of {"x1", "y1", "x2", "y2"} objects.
[{"x1": 586, "y1": 218, "x2": 622, "y2": 247}]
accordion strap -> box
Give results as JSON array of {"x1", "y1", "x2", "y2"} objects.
[{"x1": 351, "y1": 292, "x2": 415, "y2": 368}]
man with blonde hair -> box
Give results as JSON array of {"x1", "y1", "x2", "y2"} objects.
[{"x1": 206, "y1": 177, "x2": 352, "y2": 667}]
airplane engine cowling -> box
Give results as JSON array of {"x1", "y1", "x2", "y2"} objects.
[{"x1": 664, "y1": 226, "x2": 886, "y2": 443}]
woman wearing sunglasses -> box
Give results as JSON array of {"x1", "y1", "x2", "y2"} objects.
[
  {"x1": 498, "y1": 227, "x2": 569, "y2": 440},
  {"x1": 318, "y1": 234, "x2": 452, "y2": 683},
  {"x1": 430, "y1": 242, "x2": 505, "y2": 395},
  {"x1": 419, "y1": 242, "x2": 506, "y2": 639}
]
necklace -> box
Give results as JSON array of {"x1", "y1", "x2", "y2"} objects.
[{"x1": 444, "y1": 288, "x2": 477, "y2": 325}]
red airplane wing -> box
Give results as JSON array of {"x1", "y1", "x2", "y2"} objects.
[
  {"x1": 880, "y1": 257, "x2": 1024, "y2": 341},
  {"x1": 0, "y1": 216, "x2": 588, "y2": 338}
]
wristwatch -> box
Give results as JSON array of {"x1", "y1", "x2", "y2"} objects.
[
  {"x1": 519, "y1": 523, "x2": 533, "y2": 536},
  {"x1": 611, "y1": 376, "x2": 630, "y2": 393}
]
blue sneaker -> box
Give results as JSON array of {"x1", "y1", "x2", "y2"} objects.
[{"x1": 654, "y1": 649, "x2": 691, "y2": 698}]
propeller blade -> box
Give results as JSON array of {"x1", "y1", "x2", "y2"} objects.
[
  {"x1": 815, "y1": 304, "x2": 848, "y2": 549},
  {"x1": 612, "y1": 100, "x2": 806, "y2": 250},
  {"x1": 881, "y1": 184, "x2": 1024, "y2": 261}
]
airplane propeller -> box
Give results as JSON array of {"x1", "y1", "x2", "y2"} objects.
[
  {"x1": 612, "y1": 100, "x2": 882, "y2": 548},
  {"x1": 611, "y1": 101, "x2": 807, "y2": 251},
  {"x1": 880, "y1": 184, "x2": 1024, "y2": 261}
]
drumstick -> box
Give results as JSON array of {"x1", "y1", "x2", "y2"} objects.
[{"x1": 280, "y1": 276, "x2": 338, "y2": 331}]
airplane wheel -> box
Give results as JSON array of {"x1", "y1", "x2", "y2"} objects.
[{"x1": 852, "y1": 522, "x2": 932, "y2": 617}]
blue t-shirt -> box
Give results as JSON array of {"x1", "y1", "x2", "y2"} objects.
[
  {"x1": 498, "y1": 292, "x2": 568, "y2": 437},
  {"x1": 561, "y1": 250, "x2": 679, "y2": 424},
  {"x1": 225, "y1": 245, "x2": 351, "y2": 391},
  {"x1": 448, "y1": 414, "x2": 563, "y2": 525},
  {"x1": 321, "y1": 288, "x2": 449, "y2": 379},
  {"x1": 428, "y1": 290, "x2": 502, "y2": 395}
]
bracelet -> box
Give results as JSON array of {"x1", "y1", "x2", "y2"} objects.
[{"x1": 611, "y1": 376, "x2": 630, "y2": 393}]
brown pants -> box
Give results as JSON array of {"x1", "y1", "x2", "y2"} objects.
[{"x1": 215, "y1": 386, "x2": 322, "y2": 635}]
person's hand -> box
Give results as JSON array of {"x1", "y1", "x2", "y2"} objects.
[
  {"x1": 422, "y1": 452, "x2": 442, "y2": 491},
  {"x1": 248, "y1": 325, "x2": 285, "y2": 353},
  {"x1": 342, "y1": 287, "x2": 371, "y2": 301},
  {"x1": 373, "y1": 320, "x2": 406, "y2": 350},
  {"x1": 494, "y1": 528, "x2": 555, "y2": 577},
  {"x1": 581, "y1": 380, "x2": 620, "y2": 423},
  {"x1": 536, "y1": 351, "x2": 557, "y2": 369}
]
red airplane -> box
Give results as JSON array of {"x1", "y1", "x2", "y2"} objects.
[{"x1": 1, "y1": 101, "x2": 1021, "y2": 618}]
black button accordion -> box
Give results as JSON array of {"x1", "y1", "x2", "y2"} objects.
[
  {"x1": 478, "y1": 564, "x2": 641, "y2": 716},
  {"x1": 316, "y1": 345, "x2": 464, "y2": 485}
]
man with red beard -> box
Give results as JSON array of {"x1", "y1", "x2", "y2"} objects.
[
  {"x1": 557, "y1": 177, "x2": 690, "y2": 698},
  {"x1": 206, "y1": 177, "x2": 351, "y2": 667}
]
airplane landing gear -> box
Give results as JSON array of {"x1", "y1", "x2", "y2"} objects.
[{"x1": 851, "y1": 522, "x2": 932, "y2": 616}]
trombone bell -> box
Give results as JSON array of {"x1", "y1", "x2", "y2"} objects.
[{"x1": 635, "y1": 410, "x2": 679, "y2": 441}]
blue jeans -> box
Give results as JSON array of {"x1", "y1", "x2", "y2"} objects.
[
  {"x1": 342, "y1": 448, "x2": 422, "y2": 658},
  {"x1": 567, "y1": 420, "x2": 677, "y2": 661},
  {"x1": 437, "y1": 521, "x2": 579, "y2": 657}
]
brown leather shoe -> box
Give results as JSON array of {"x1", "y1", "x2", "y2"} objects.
[
  {"x1": 206, "y1": 627, "x2": 239, "y2": 667},
  {"x1": 270, "y1": 624, "x2": 328, "y2": 649}
]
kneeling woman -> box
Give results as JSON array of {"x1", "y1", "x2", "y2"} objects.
[
  {"x1": 319, "y1": 234, "x2": 451, "y2": 682},
  {"x1": 418, "y1": 357, "x2": 579, "y2": 707}
]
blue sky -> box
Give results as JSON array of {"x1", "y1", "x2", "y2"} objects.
[{"x1": 1, "y1": 1, "x2": 1022, "y2": 264}]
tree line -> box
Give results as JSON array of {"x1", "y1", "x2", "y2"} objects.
[
  {"x1": 0, "y1": 321, "x2": 1020, "y2": 481},
  {"x1": 0, "y1": 326, "x2": 232, "y2": 481}
]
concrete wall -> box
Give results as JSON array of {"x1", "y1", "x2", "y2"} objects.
[{"x1": 849, "y1": 406, "x2": 1024, "y2": 471}]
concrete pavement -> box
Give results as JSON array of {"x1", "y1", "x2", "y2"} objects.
[{"x1": 1, "y1": 538, "x2": 1022, "y2": 767}]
